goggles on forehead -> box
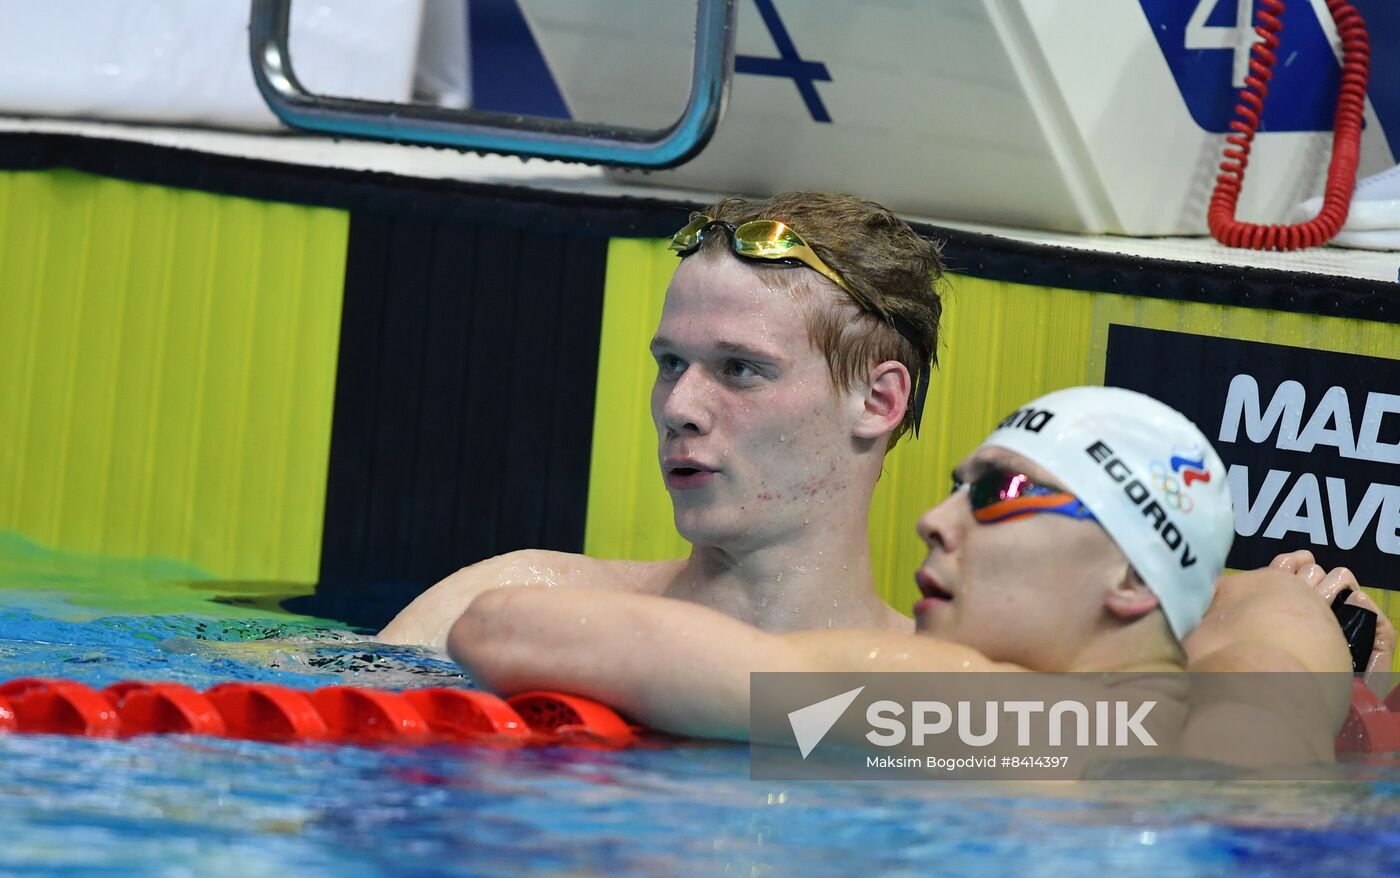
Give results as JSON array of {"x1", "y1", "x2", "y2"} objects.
[
  {"x1": 669, "y1": 214, "x2": 931, "y2": 436},
  {"x1": 670, "y1": 215, "x2": 875, "y2": 311},
  {"x1": 958, "y1": 468, "x2": 1098, "y2": 525}
]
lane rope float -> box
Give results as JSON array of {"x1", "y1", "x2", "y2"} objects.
[
  {"x1": 6, "y1": 676, "x2": 1399, "y2": 756},
  {"x1": 0, "y1": 678, "x2": 639, "y2": 749}
]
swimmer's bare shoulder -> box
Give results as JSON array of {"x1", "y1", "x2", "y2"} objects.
[{"x1": 378, "y1": 550, "x2": 685, "y2": 649}]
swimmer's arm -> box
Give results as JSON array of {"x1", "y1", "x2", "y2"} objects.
[
  {"x1": 1184, "y1": 643, "x2": 1342, "y2": 765},
  {"x1": 1185, "y1": 563, "x2": 1354, "y2": 722},
  {"x1": 449, "y1": 587, "x2": 1015, "y2": 742},
  {"x1": 1188, "y1": 562, "x2": 1353, "y2": 673},
  {"x1": 451, "y1": 587, "x2": 768, "y2": 739},
  {"x1": 379, "y1": 550, "x2": 595, "y2": 649},
  {"x1": 1183, "y1": 561, "x2": 1353, "y2": 764}
]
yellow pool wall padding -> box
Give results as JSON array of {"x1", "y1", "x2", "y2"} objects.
[
  {"x1": 585, "y1": 238, "x2": 1400, "y2": 663},
  {"x1": 0, "y1": 169, "x2": 348, "y2": 586},
  {"x1": 2, "y1": 167, "x2": 1395, "y2": 662}
]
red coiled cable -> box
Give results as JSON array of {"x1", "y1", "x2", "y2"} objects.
[{"x1": 1207, "y1": 0, "x2": 1371, "y2": 251}]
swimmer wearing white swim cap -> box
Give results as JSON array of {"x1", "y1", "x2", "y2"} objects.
[
  {"x1": 912, "y1": 386, "x2": 1233, "y2": 670},
  {"x1": 455, "y1": 385, "x2": 1353, "y2": 762}
]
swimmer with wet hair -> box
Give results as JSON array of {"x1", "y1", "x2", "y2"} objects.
[
  {"x1": 451, "y1": 387, "x2": 1353, "y2": 761},
  {"x1": 377, "y1": 191, "x2": 1378, "y2": 703},
  {"x1": 381, "y1": 192, "x2": 941, "y2": 648}
]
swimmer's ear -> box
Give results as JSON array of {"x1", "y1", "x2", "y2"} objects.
[
  {"x1": 853, "y1": 360, "x2": 910, "y2": 440},
  {"x1": 1105, "y1": 567, "x2": 1160, "y2": 622}
]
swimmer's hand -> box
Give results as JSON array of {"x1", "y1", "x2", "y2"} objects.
[{"x1": 1271, "y1": 550, "x2": 1395, "y2": 694}]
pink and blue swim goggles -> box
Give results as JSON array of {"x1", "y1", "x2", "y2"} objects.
[{"x1": 958, "y1": 467, "x2": 1098, "y2": 525}]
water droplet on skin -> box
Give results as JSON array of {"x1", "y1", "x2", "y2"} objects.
[
  {"x1": 579, "y1": 617, "x2": 588, "y2": 626},
  {"x1": 779, "y1": 434, "x2": 786, "y2": 442},
  {"x1": 961, "y1": 660, "x2": 971, "y2": 668}
]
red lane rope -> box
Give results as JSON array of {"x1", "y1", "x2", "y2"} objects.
[
  {"x1": 1207, "y1": 0, "x2": 1371, "y2": 250},
  {"x1": 508, "y1": 690, "x2": 638, "y2": 747},
  {"x1": 7, "y1": 677, "x2": 1399, "y2": 755},
  {"x1": 0, "y1": 678, "x2": 640, "y2": 749}
]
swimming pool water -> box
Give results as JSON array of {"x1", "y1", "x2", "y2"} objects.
[{"x1": 4, "y1": 589, "x2": 1400, "y2": 877}]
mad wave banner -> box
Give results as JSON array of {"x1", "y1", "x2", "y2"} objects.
[{"x1": 1105, "y1": 325, "x2": 1400, "y2": 588}]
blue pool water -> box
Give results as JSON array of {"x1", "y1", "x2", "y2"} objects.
[{"x1": 4, "y1": 588, "x2": 1400, "y2": 877}]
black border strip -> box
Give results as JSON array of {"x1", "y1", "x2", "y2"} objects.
[
  {"x1": 1, "y1": 131, "x2": 1396, "y2": 322},
  {"x1": 0, "y1": 131, "x2": 691, "y2": 237},
  {"x1": 934, "y1": 225, "x2": 1399, "y2": 323},
  {"x1": 294, "y1": 211, "x2": 610, "y2": 630}
]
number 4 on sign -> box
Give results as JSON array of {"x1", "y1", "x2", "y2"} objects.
[
  {"x1": 1186, "y1": 0, "x2": 1344, "y2": 88},
  {"x1": 1185, "y1": 0, "x2": 1259, "y2": 87}
]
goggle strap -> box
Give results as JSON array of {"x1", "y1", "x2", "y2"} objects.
[
  {"x1": 973, "y1": 507, "x2": 1038, "y2": 525},
  {"x1": 974, "y1": 499, "x2": 1093, "y2": 525},
  {"x1": 909, "y1": 362, "x2": 929, "y2": 438},
  {"x1": 970, "y1": 487, "x2": 1098, "y2": 525}
]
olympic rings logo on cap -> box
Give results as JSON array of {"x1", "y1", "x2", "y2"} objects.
[{"x1": 1148, "y1": 460, "x2": 1194, "y2": 513}]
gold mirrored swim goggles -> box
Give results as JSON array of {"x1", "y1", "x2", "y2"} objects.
[
  {"x1": 669, "y1": 215, "x2": 880, "y2": 314},
  {"x1": 667, "y1": 214, "x2": 932, "y2": 436}
]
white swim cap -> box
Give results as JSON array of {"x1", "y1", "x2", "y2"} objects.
[{"x1": 977, "y1": 386, "x2": 1233, "y2": 641}]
